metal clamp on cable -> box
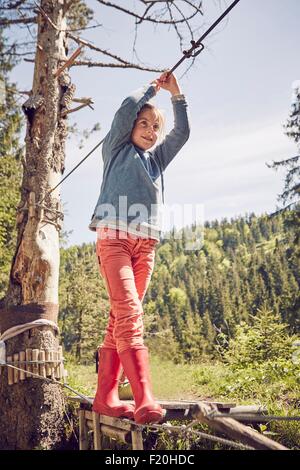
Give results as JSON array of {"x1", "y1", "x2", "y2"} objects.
[{"x1": 183, "y1": 41, "x2": 204, "y2": 58}]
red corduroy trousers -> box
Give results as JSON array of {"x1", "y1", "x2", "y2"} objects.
[{"x1": 96, "y1": 227, "x2": 158, "y2": 353}]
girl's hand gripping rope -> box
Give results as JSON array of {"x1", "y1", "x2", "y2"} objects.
[{"x1": 151, "y1": 71, "x2": 182, "y2": 96}]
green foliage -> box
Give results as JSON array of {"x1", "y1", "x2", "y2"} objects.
[
  {"x1": 0, "y1": 29, "x2": 23, "y2": 297},
  {"x1": 58, "y1": 211, "x2": 300, "y2": 364},
  {"x1": 66, "y1": 0, "x2": 94, "y2": 31},
  {"x1": 59, "y1": 243, "x2": 108, "y2": 363},
  {"x1": 223, "y1": 306, "x2": 298, "y2": 368}
]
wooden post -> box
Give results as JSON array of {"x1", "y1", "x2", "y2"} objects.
[
  {"x1": 49, "y1": 350, "x2": 55, "y2": 378},
  {"x1": 39, "y1": 350, "x2": 46, "y2": 378},
  {"x1": 25, "y1": 348, "x2": 32, "y2": 378},
  {"x1": 53, "y1": 350, "x2": 59, "y2": 379},
  {"x1": 7, "y1": 356, "x2": 13, "y2": 385},
  {"x1": 45, "y1": 350, "x2": 51, "y2": 377},
  {"x1": 19, "y1": 351, "x2": 26, "y2": 381},
  {"x1": 79, "y1": 409, "x2": 89, "y2": 450},
  {"x1": 58, "y1": 345, "x2": 63, "y2": 379},
  {"x1": 191, "y1": 402, "x2": 288, "y2": 450},
  {"x1": 131, "y1": 428, "x2": 144, "y2": 450},
  {"x1": 13, "y1": 353, "x2": 19, "y2": 384},
  {"x1": 92, "y1": 411, "x2": 102, "y2": 450},
  {"x1": 32, "y1": 349, "x2": 39, "y2": 378}
]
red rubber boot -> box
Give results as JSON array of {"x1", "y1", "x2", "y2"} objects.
[
  {"x1": 119, "y1": 347, "x2": 164, "y2": 424},
  {"x1": 92, "y1": 347, "x2": 134, "y2": 418}
]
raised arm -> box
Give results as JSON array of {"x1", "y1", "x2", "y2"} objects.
[
  {"x1": 103, "y1": 84, "x2": 157, "y2": 155},
  {"x1": 152, "y1": 72, "x2": 190, "y2": 172}
]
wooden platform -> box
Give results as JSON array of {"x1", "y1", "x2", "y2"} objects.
[
  {"x1": 69, "y1": 396, "x2": 237, "y2": 422},
  {"x1": 71, "y1": 397, "x2": 238, "y2": 450},
  {"x1": 71, "y1": 397, "x2": 286, "y2": 451}
]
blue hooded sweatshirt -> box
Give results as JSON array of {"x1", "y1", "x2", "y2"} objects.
[{"x1": 89, "y1": 83, "x2": 190, "y2": 240}]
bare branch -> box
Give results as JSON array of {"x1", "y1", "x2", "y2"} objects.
[
  {"x1": 16, "y1": 5, "x2": 37, "y2": 40},
  {"x1": 53, "y1": 45, "x2": 84, "y2": 78},
  {"x1": 0, "y1": 16, "x2": 36, "y2": 26},
  {"x1": 96, "y1": 0, "x2": 200, "y2": 25},
  {"x1": 0, "y1": 50, "x2": 35, "y2": 56},
  {"x1": 166, "y1": 1, "x2": 184, "y2": 50},
  {"x1": 0, "y1": 0, "x2": 28, "y2": 9},
  {"x1": 136, "y1": 1, "x2": 155, "y2": 25},
  {"x1": 183, "y1": 0, "x2": 203, "y2": 16},
  {"x1": 68, "y1": 60, "x2": 164, "y2": 72},
  {"x1": 33, "y1": 1, "x2": 59, "y2": 31},
  {"x1": 66, "y1": 22, "x2": 102, "y2": 32},
  {"x1": 61, "y1": 99, "x2": 94, "y2": 117},
  {"x1": 0, "y1": 84, "x2": 31, "y2": 97},
  {"x1": 67, "y1": 32, "x2": 155, "y2": 68}
]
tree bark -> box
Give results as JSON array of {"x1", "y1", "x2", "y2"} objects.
[{"x1": 0, "y1": 0, "x2": 75, "y2": 450}]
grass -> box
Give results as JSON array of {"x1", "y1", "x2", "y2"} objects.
[{"x1": 66, "y1": 354, "x2": 202, "y2": 400}]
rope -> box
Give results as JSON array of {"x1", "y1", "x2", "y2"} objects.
[
  {"x1": 0, "y1": 319, "x2": 59, "y2": 342},
  {"x1": 45, "y1": 138, "x2": 105, "y2": 198},
  {"x1": 2, "y1": 362, "x2": 93, "y2": 405},
  {"x1": 136, "y1": 420, "x2": 255, "y2": 450}
]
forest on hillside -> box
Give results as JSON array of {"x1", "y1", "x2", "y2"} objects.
[{"x1": 55, "y1": 211, "x2": 300, "y2": 363}]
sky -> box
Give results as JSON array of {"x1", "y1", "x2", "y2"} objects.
[{"x1": 6, "y1": 0, "x2": 300, "y2": 247}]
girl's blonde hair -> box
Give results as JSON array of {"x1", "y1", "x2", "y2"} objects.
[{"x1": 138, "y1": 102, "x2": 166, "y2": 144}]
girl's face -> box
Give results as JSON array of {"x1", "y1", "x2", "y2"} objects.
[{"x1": 131, "y1": 108, "x2": 160, "y2": 151}]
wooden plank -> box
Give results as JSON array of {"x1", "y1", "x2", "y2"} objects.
[
  {"x1": 131, "y1": 429, "x2": 143, "y2": 450},
  {"x1": 85, "y1": 410, "x2": 132, "y2": 431},
  {"x1": 45, "y1": 350, "x2": 51, "y2": 376},
  {"x1": 19, "y1": 351, "x2": 26, "y2": 381},
  {"x1": 49, "y1": 350, "x2": 55, "y2": 378},
  {"x1": 191, "y1": 402, "x2": 288, "y2": 450},
  {"x1": 39, "y1": 350, "x2": 46, "y2": 378},
  {"x1": 53, "y1": 351, "x2": 59, "y2": 378},
  {"x1": 7, "y1": 355, "x2": 13, "y2": 385},
  {"x1": 79, "y1": 409, "x2": 89, "y2": 450},
  {"x1": 13, "y1": 353, "x2": 19, "y2": 384},
  {"x1": 58, "y1": 345, "x2": 63, "y2": 379},
  {"x1": 69, "y1": 397, "x2": 236, "y2": 410},
  {"x1": 86, "y1": 420, "x2": 131, "y2": 444},
  {"x1": 25, "y1": 348, "x2": 32, "y2": 378},
  {"x1": 92, "y1": 411, "x2": 102, "y2": 450},
  {"x1": 32, "y1": 349, "x2": 39, "y2": 378}
]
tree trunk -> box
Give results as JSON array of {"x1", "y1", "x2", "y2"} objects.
[{"x1": 0, "y1": 0, "x2": 75, "y2": 449}]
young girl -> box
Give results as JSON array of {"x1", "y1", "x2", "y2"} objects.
[{"x1": 89, "y1": 71, "x2": 190, "y2": 424}]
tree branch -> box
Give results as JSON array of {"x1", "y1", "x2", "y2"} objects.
[
  {"x1": 33, "y1": 1, "x2": 59, "y2": 30},
  {"x1": 96, "y1": 0, "x2": 200, "y2": 25},
  {"x1": 0, "y1": 16, "x2": 36, "y2": 26},
  {"x1": 67, "y1": 32, "x2": 137, "y2": 65},
  {"x1": 0, "y1": 0, "x2": 28, "y2": 10},
  {"x1": 68, "y1": 60, "x2": 164, "y2": 72}
]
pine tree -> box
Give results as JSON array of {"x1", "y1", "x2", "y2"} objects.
[
  {"x1": 0, "y1": 28, "x2": 23, "y2": 297},
  {"x1": 267, "y1": 82, "x2": 300, "y2": 242}
]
